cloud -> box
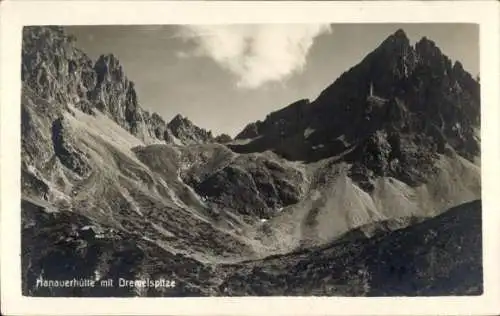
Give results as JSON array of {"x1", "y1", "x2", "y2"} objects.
[{"x1": 177, "y1": 24, "x2": 332, "y2": 89}]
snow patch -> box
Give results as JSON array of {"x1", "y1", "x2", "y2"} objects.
[
  {"x1": 120, "y1": 188, "x2": 144, "y2": 217},
  {"x1": 142, "y1": 236, "x2": 155, "y2": 243},
  {"x1": 183, "y1": 183, "x2": 207, "y2": 208},
  {"x1": 310, "y1": 190, "x2": 322, "y2": 201},
  {"x1": 157, "y1": 177, "x2": 187, "y2": 209},
  {"x1": 171, "y1": 135, "x2": 184, "y2": 146},
  {"x1": 229, "y1": 136, "x2": 262, "y2": 145},
  {"x1": 151, "y1": 222, "x2": 176, "y2": 238},
  {"x1": 27, "y1": 164, "x2": 37, "y2": 175},
  {"x1": 303, "y1": 127, "x2": 315, "y2": 138}
]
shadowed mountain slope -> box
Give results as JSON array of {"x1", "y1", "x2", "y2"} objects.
[{"x1": 218, "y1": 199, "x2": 482, "y2": 296}]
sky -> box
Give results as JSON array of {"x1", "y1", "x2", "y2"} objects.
[{"x1": 65, "y1": 24, "x2": 479, "y2": 137}]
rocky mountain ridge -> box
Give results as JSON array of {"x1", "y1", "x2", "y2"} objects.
[{"x1": 22, "y1": 26, "x2": 217, "y2": 147}]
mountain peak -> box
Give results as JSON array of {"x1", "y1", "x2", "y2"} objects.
[
  {"x1": 453, "y1": 60, "x2": 464, "y2": 72},
  {"x1": 170, "y1": 114, "x2": 187, "y2": 124},
  {"x1": 417, "y1": 36, "x2": 434, "y2": 45},
  {"x1": 414, "y1": 36, "x2": 443, "y2": 57},
  {"x1": 96, "y1": 53, "x2": 120, "y2": 64},
  {"x1": 94, "y1": 53, "x2": 126, "y2": 85},
  {"x1": 167, "y1": 114, "x2": 214, "y2": 145},
  {"x1": 393, "y1": 28, "x2": 408, "y2": 39},
  {"x1": 379, "y1": 28, "x2": 411, "y2": 48}
]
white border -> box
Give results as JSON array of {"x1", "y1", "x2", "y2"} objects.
[{"x1": 1, "y1": 1, "x2": 499, "y2": 315}]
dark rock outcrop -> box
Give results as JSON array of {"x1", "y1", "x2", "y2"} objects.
[
  {"x1": 91, "y1": 54, "x2": 142, "y2": 133},
  {"x1": 21, "y1": 26, "x2": 97, "y2": 109},
  {"x1": 142, "y1": 112, "x2": 174, "y2": 142},
  {"x1": 235, "y1": 122, "x2": 261, "y2": 140},
  {"x1": 235, "y1": 99, "x2": 311, "y2": 141},
  {"x1": 214, "y1": 133, "x2": 232, "y2": 144},
  {"x1": 51, "y1": 117, "x2": 90, "y2": 176},
  {"x1": 192, "y1": 154, "x2": 303, "y2": 219}
]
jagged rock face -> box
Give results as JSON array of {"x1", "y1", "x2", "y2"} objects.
[
  {"x1": 90, "y1": 54, "x2": 151, "y2": 139},
  {"x1": 231, "y1": 29, "x2": 480, "y2": 188},
  {"x1": 143, "y1": 112, "x2": 168, "y2": 140},
  {"x1": 21, "y1": 87, "x2": 59, "y2": 168},
  {"x1": 21, "y1": 26, "x2": 180, "y2": 145},
  {"x1": 91, "y1": 54, "x2": 138, "y2": 129},
  {"x1": 167, "y1": 114, "x2": 214, "y2": 145},
  {"x1": 22, "y1": 26, "x2": 218, "y2": 147},
  {"x1": 21, "y1": 26, "x2": 97, "y2": 111}
]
